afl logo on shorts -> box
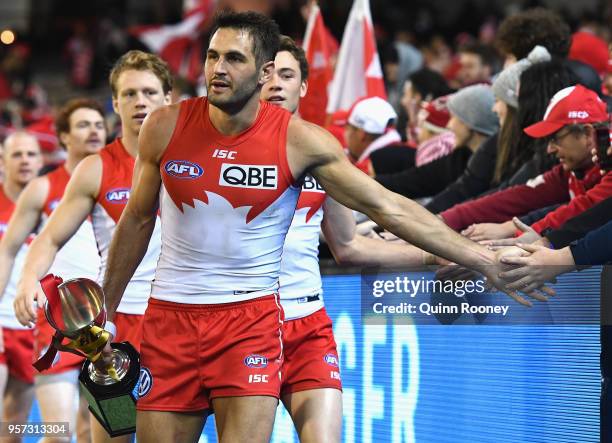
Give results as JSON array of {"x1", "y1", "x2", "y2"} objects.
[
  {"x1": 324, "y1": 353, "x2": 339, "y2": 367},
  {"x1": 136, "y1": 367, "x2": 153, "y2": 399},
  {"x1": 164, "y1": 160, "x2": 204, "y2": 179},
  {"x1": 244, "y1": 354, "x2": 268, "y2": 368},
  {"x1": 105, "y1": 188, "x2": 130, "y2": 204}
]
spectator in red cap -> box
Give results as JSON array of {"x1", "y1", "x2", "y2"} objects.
[
  {"x1": 441, "y1": 84, "x2": 612, "y2": 242},
  {"x1": 569, "y1": 31, "x2": 610, "y2": 77},
  {"x1": 414, "y1": 96, "x2": 455, "y2": 166}
]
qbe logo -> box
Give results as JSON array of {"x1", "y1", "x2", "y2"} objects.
[
  {"x1": 164, "y1": 160, "x2": 204, "y2": 179},
  {"x1": 135, "y1": 367, "x2": 153, "y2": 399},
  {"x1": 105, "y1": 188, "x2": 130, "y2": 204},
  {"x1": 302, "y1": 175, "x2": 325, "y2": 193},
  {"x1": 244, "y1": 354, "x2": 268, "y2": 368},
  {"x1": 219, "y1": 164, "x2": 277, "y2": 189}
]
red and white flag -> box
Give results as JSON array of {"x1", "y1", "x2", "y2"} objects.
[
  {"x1": 326, "y1": 0, "x2": 386, "y2": 115},
  {"x1": 300, "y1": 3, "x2": 336, "y2": 126},
  {"x1": 130, "y1": 0, "x2": 215, "y2": 83}
]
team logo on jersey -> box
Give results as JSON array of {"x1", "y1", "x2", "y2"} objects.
[
  {"x1": 48, "y1": 198, "x2": 60, "y2": 211},
  {"x1": 324, "y1": 353, "x2": 339, "y2": 367},
  {"x1": 164, "y1": 160, "x2": 204, "y2": 179},
  {"x1": 0, "y1": 223, "x2": 6, "y2": 234},
  {"x1": 244, "y1": 354, "x2": 268, "y2": 368},
  {"x1": 135, "y1": 367, "x2": 153, "y2": 399},
  {"x1": 219, "y1": 164, "x2": 278, "y2": 190},
  {"x1": 302, "y1": 175, "x2": 325, "y2": 193},
  {"x1": 105, "y1": 188, "x2": 131, "y2": 204}
]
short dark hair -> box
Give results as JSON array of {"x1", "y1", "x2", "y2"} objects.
[
  {"x1": 278, "y1": 35, "x2": 309, "y2": 81},
  {"x1": 55, "y1": 98, "x2": 105, "y2": 148},
  {"x1": 210, "y1": 10, "x2": 280, "y2": 68},
  {"x1": 496, "y1": 8, "x2": 571, "y2": 60},
  {"x1": 109, "y1": 50, "x2": 173, "y2": 98},
  {"x1": 407, "y1": 67, "x2": 454, "y2": 100},
  {"x1": 458, "y1": 42, "x2": 500, "y2": 70}
]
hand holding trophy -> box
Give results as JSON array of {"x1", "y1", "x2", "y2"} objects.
[{"x1": 33, "y1": 274, "x2": 141, "y2": 437}]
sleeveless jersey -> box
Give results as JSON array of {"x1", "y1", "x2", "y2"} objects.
[
  {"x1": 152, "y1": 98, "x2": 300, "y2": 304},
  {"x1": 0, "y1": 188, "x2": 31, "y2": 329},
  {"x1": 42, "y1": 165, "x2": 101, "y2": 283},
  {"x1": 279, "y1": 176, "x2": 326, "y2": 320},
  {"x1": 92, "y1": 139, "x2": 161, "y2": 314}
]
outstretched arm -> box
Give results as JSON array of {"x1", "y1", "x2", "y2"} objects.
[
  {"x1": 321, "y1": 197, "x2": 423, "y2": 266},
  {"x1": 0, "y1": 177, "x2": 47, "y2": 301},
  {"x1": 13, "y1": 158, "x2": 100, "y2": 327},
  {"x1": 289, "y1": 120, "x2": 544, "y2": 306},
  {"x1": 102, "y1": 106, "x2": 177, "y2": 319}
]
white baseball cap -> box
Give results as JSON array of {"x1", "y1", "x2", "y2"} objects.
[{"x1": 347, "y1": 97, "x2": 397, "y2": 135}]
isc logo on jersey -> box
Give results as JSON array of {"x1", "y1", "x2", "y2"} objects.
[
  {"x1": 302, "y1": 175, "x2": 325, "y2": 193},
  {"x1": 105, "y1": 188, "x2": 130, "y2": 204},
  {"x1": 164, "y1": 160, "x2": 204, "y2": 179},
  {"x1": 219, "y1": 164, "x2": 277, "y2": 190},
  {"x1": 244, "y1": 354, "x2": 268, "y2": 368}
]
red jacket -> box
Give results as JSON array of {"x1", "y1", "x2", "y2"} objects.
[{"x1": 441, "y1": 164, "x2": 612, "y2": 233}]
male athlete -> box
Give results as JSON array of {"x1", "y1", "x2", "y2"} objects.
[
  {"x1": 262, "y1": 35, "x2": 428, "y2": 442},
  {"x1": 99, "y1": 11, "x2": 543, "y2": 443},
  {"x1": 0, "y1": 132, "x2": 42, "y2": 441},
  {"x1": 12, "y1": 50, "x2": 171, "y2": 443},
  {"x1": 0, "y1": 100, "x2": 104, "y2": 442}
]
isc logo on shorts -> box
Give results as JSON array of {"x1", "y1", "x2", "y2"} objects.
[
  {"x1": 164, "y1": 160, "x2": 204, "y2": 179},
  {"x1": 302, "y1": 175, "x2": 325, "y2": 193},
  {"x1": 324, "y1": 353, "x2": 339, "y2": 367},
  {"x1": 244, "y1": 354, "x2": 268, "y2": 368},
  {"x1": 219, "y1": 164, "x2": 277, "y2": 190},
  {"x1": 105, "y1": 188, "x2": 130, "y2": 204}
]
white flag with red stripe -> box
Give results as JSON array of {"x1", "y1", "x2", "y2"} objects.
[
  {"x1": 326, "y1": 0, "x2": 386, "y2": 114},
  {"x1": 300, "y1": 3, "x2": 335, "y2": 126},
  {"x1": 130, "y1": 0, "x2": 215, "y2": 83}
]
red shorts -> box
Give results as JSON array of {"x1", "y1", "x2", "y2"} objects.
[
  {"x1": 281, "y1": 308, "x2": 342, "y2": 395},
  {"x1": 33, "y1": 308, "x2": 144, "y2": 376},
  {"x1": 0, "y1": 327, "x2": 35, "y2": 384},
  {"x1": 137, "y1": 295, "x2": 284, "y2": 412}
]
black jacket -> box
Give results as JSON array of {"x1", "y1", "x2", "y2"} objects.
[{"x1": 375, "y1": 146, "x2": 472, "y2": 199}]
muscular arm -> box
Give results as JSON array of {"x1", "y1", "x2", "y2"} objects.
[
  {"x1": 0, "y1": 177, "x2": 47, "y2": 299},
  {"x1": 13, "y1": 157, "x2": 100, "y2": 326},
  {"x1": 321, "y1": 197, "x2": 423, "y2": 266},
  {"x1": 288, "y1": 120, "x2": 540, "y2": 305},
  {"x1": 102, "y1": 106, "x2": 177, "y2": 319}
]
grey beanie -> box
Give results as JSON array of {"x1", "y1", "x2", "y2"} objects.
[
  {"x1": 447, "y1": 84, "x2": 499, "y2": 136},
  {"x1": 492, "y1": 45, "x2": 551, "y2": 108}
]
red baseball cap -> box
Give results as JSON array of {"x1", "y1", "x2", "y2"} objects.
[
  {"x1": 523, "y1": 84, "x2": 609, "y2": 138},
  {"x1": 569, "y1": 31, "x2": 609, "y2": 76}
]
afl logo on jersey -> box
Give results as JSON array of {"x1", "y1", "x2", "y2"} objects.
[
  {"x1": 324, "y1": 353, "x2": 339, "y2": 367},
  {"x1": 48, "y1": 198, "x2": 61, "y2": 211},
  {"x1": 135, "y1": 367, "x2": 153, "y2": 399},
  {"x1": 164, "y1": 160, "x2": 204, "y2": 179},
  {"x1": 105, "y1": 188, "x2": 130, "y2": 204}
]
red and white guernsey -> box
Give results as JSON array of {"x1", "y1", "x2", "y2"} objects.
[
  {"x1": 93, "y1": 140, "x2": 161, "y2": 314},
  {"x1": 0, "y1": 188, "x2": 31, "y2": 329},
  {"x1": 42, "y1": 166, "x2": 100, "y2": 284},
  {"x1": 152, "y1": 98, "x2": 300, "y2": 304},
  {"x1": 279, "y1": 176, "x2": 326, "y2": 320}
]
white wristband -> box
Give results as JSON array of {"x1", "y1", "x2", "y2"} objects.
[{"x1": 105, "y1": 321, "x2": 117, "y2": 339}]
